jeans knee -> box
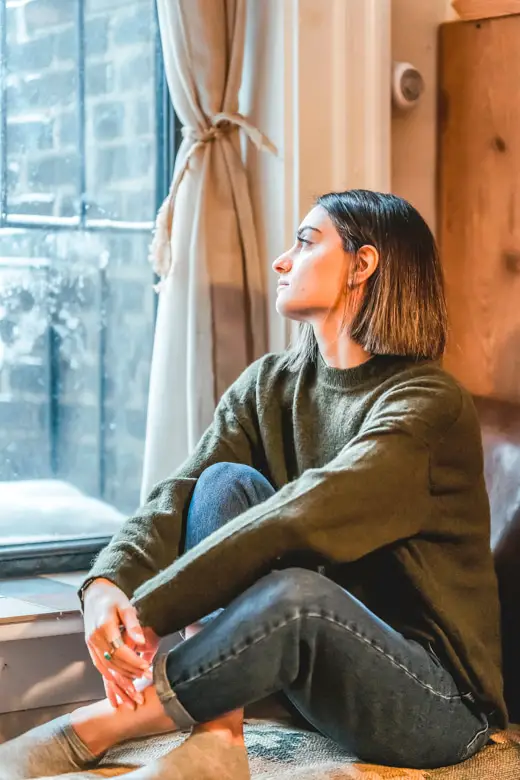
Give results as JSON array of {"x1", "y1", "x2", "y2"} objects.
[
  {"x1": 195, "y1": 462, "x2": 274, "y2": 501},
  {"x1": 258, "y1": 567, "x2": 328, "y2": 613},
  {"x1": 184, "y1": 463, "x2": 274, "y2": 553},
  {"x1": 196, "y1": 462, "x2": 254, "y2": 489}
]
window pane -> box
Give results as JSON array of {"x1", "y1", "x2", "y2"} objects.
[
  {"x1": 101, "y1": 232, "x2": 155, "y2": 512},
  {"x1": 0, "y1": 232, "x2": 53, "y2": 481},
  {"x1": 0, "y1": 0, "x2": 163, "y2": 553},
  {"x1": 85, "y1": 0, "x2": 158, "y2": 222},
  {"x1": 0, "y1": 228, "x2": 155, "y2": 544},
  {"x1": 5, "y1": 0, "x2": 81, "y2": 218}
]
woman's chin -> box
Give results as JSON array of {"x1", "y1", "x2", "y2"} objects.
[
  {"x1": 275, "y1": 299, "x2": 302, "y2": 320},
  {"x1": 276, "y1": 305, "x2": 295, "y2": 320},
  {"x1": 276, "y1": 300, "x2": 305, "y2": 322}
]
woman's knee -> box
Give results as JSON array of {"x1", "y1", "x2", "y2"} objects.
[
  {"x1": 196, "y1": 462, "x2": 257, "y2": 490},
  {"x1": 253, "y1": 567, "x2": 332, "y2": 614},
  {"x1": 194, "y1": 462, "x2": 274, "y2": 502},
  {"x1": 184, "y1": 463, "x2": 274, "y2": 552}
]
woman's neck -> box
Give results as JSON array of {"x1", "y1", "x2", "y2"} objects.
[{"x1": 312, "y1": 317, "x2": 371, "y2": 370}]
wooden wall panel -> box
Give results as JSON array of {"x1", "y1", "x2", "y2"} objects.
[{"x1": 439, "y1": 16, "x2": 520, "y2": 402}]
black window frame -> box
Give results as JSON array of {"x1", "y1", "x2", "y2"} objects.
[{"x1": 0, "y1": 0, "x2": 177, "y2": 577}]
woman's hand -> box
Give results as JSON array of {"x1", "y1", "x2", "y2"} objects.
[
  {"x1": 139, "y1": 626, "x2": 161, "y2": 666},
  {"x1": 104, "y1": 626, "x2": 161, "y2": 709},
  {"x1": 83, "y1": 578, "x2": 152, "y2": 706}
]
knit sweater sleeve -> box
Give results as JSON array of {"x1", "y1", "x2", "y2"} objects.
[
  {"x1": 131, "y1": 373, "x2": 464, "y2": 636},
  {"x1": 79, "y1": 360, "x2": 263, "y2": 603}
]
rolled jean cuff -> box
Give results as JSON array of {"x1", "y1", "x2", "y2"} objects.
[{"x1": 153, "y1": 652, "x2": 197, "y2": 731}]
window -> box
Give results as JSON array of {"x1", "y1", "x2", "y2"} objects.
[{"x1": 0, "y1": 0, "x2": 173, "y2": 575}]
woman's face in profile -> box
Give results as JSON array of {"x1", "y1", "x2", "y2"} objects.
[{"x1": 272, "y1": 205, "x2": 349, "y2": 323}]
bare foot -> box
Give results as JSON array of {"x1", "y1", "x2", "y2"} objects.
[{"x1": 70, "y1": 683, "x2": 176, "y2": 756}]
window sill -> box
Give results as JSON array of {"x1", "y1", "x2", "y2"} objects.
[
  {"x1": 0, "y1": 572, "x2": 179, "y2": 717},
  {"x1": 0, "y1": 571, "x2": 84, "y2": 639},
  {"x1": 0, "y1": 572, "x2": 105, "y2": 716}
]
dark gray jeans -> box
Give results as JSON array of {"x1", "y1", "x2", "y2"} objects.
[{"x1": 153, "y1": 463, "x2": 491, "y2": 769}]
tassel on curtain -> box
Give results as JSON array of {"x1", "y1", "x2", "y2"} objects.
[{"x1": 150, "y1": 112, "x2": 277, "y2": 287}]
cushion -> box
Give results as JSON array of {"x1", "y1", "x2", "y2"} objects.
[{"x1": 50, "y1": 718, "x2": 516, "y2": 779}]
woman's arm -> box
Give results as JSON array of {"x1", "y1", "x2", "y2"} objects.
[
  {"x1": 130, "y1": 374, "x2": 467, "y2": 636},
  {"x1": 79, "y1": 360, "x2": 264, "y2": 604}
]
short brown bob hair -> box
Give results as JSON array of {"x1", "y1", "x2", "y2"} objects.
[{"x1": 286, "y1": 189, "x2": 448, "y2": 370}]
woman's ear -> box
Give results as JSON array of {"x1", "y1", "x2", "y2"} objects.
[{"x1": 349, "y1": 245, "x2": 379, "y2": 287}]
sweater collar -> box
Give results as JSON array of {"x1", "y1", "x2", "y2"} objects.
[{"x1": 316, "y1": 351, "x2": 416, "y2": 390}]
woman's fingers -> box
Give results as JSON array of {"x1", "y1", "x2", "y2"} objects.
[
  {"x1": 122, "y1": 632, "x2": 155, "y2": 669},
  {"x1": 104, "y1": 626, "x2": 149, "y2": 676},
  {"x1": 86, "y1": 602, "x2": 149, "y2": 679},
  {"x1": 110, "y1": 673, "x2": 143, "y2": 707},
  {"x1": 89, "y1": 644, "x2": 140, "y2": 704},
  {"x1": 118, "y1": 605, "x2": 146, "y2": 647},
  {"x1": 104, "y1": 676, "x2": 139, "y2": 709},
  {"x1": 103, "y1": 647, "x2": 147, "y2": 679},
  {"x1": 104, "y1": 678, "x2": 119, "y2": 709},
  {"x1": 141, "y1": 649, "x2": 157, "y2": 669},
  {"x1": 89, "y1": 644, "x2": 123, "y2": 683},
  {"x1": 92, "y1": 617, "x2": 148, "y2": 677},
  {"x1": 94, "y1": 648, "x2": 138, "y2": 680},
  {"x1": 88, "y1": 642, "x2": 112, "y2": 678},
  {"x1": 87, "y1": 608, "x2": 150, "y2": 692},
  {"x1": 82, "y1": 582, "x2": 147, "y2": 673},
  {"x1": 92, "y1": 645, "x2": 146, "y2": 707},
  {"x1": 108, "y1": 641, "x2": 150, "y2": 676}
]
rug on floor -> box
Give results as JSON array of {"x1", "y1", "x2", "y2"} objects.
[{"x1": 75, "y1": 718, "x2": 520, "y2": 780}]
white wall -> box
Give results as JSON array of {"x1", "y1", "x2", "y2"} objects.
[
  {"x1": 391, "y1": 0, "x2": 456, "y2": 231},
  {"x1": 241, "y1": 0, "x2": 391, "y2": 352},
  {"x1": 242, "y1": 0, "x2": 460, "y2": 350},
  {"x1": 241, "y1": 0, "x2": 295, "y2": 354},
  {"x1": 242, "y1": 0, "x2": 461, "y2": 349}
]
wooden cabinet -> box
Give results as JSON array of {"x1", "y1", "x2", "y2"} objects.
[{"x1": 439, "y1": 15, "x2": 520, "y2": 402}]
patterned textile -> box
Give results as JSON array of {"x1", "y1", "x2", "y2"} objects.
[{"x1": 56, "y1": 718, "x2": 519, "y2": 779}]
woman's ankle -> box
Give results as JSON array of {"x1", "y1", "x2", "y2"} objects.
[
  {"x1": 70, "y1": 700, "x2": 122, "y2": 757},
  {"x1": 193, "y1": 708, "x2": 245, "y2": 746},
  {"x1": 71, "y1": 685, "x2": 177, "y2": 755}
]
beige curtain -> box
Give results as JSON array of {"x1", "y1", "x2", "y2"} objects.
[{"x1": 141, "y1": 0, "x2": 273, "y2": 499}]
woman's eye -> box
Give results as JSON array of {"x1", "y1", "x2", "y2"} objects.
[{"x1": 297, "y1": 237, "x2": 312, "y2": 246}]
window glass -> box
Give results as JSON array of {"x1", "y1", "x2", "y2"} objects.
[
  {"x1": 0, "y1": 0, "x2": 164, "y2": 555},
  {"x1": 5, "y1": 0, "x2": 81, "y2": 218},
  {"x1": 84, "y1": 0, "x2": 158, "y2": 222}
]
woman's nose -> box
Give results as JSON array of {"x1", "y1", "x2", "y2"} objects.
[{"x1": 272, "y1": 251, "x2": 292, "y2": 275}]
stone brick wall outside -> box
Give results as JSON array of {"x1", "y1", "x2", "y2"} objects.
[{"x1": 0, "y1": 0, "x2": 161, "y2": 518}]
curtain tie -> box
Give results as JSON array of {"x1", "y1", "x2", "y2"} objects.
[{"x1": 149, "y1": 112, "x2": 277, "y2": 287}]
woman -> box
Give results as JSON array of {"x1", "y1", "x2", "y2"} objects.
[{"x1": 1, "y1": 191, "x2": 506, "y2": 779}]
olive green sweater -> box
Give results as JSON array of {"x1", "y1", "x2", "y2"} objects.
[{"x1": 83, "y1": 352, "x2": 507, "y2": 727}]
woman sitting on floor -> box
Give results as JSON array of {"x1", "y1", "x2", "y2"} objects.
[{"x1": 0, "y1": 190, "x2": 506, "y2": 779}]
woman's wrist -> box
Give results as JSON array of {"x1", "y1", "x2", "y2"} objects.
[{"x1": 80, "y1": 576, "x2": 117, "y2": 607}]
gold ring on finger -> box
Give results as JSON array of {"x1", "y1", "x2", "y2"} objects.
[{"x1": 109, "y1": 636, "x2": 125, "y2": 655}]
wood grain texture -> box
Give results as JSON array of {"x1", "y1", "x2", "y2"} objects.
[
  {"x1": 439, "y1": 16, "x2": 520, "y2": 401},
  {"x1": 452, "y1": 0, "x2": 520, "y2": 21}
]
